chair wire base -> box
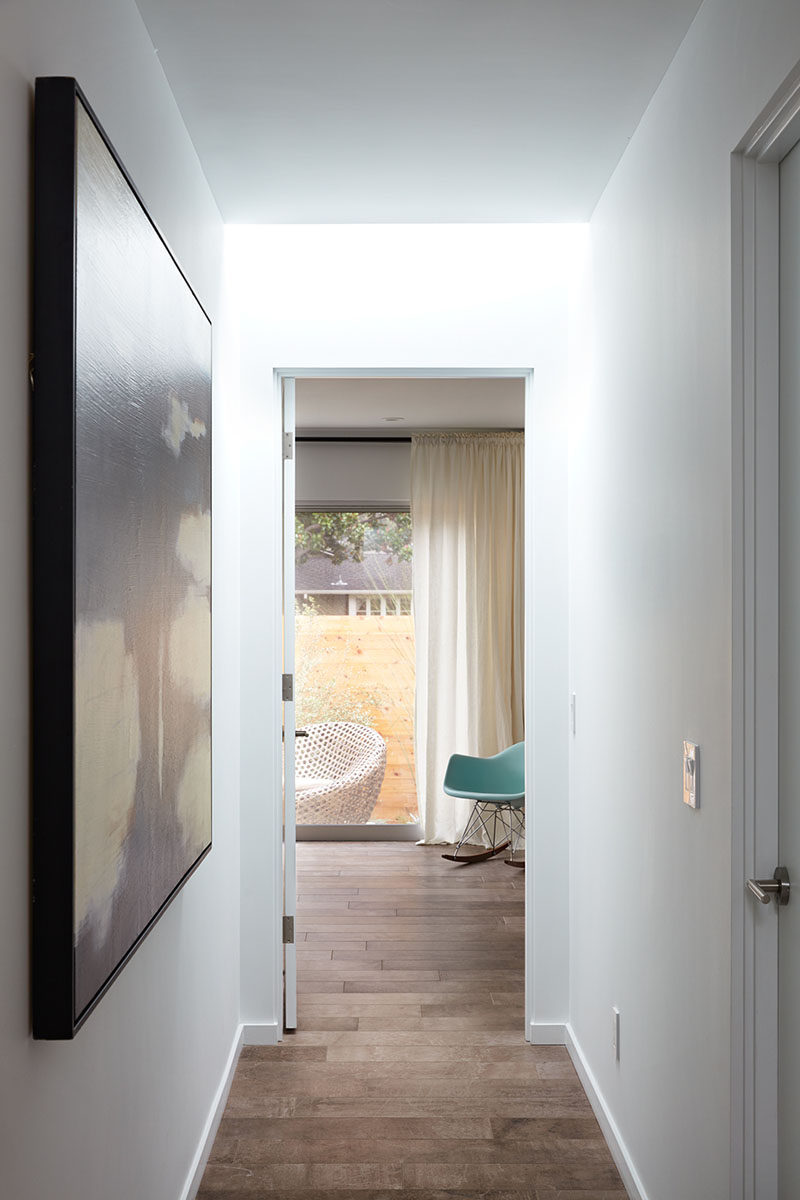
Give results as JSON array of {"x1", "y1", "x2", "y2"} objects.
[{"x1": 441, "y1": 801, "x2": 526, "y2": 865}]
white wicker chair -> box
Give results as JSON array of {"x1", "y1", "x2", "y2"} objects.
[{"x1": 295, "y1": 722, "x2": 387, "y2": 825}]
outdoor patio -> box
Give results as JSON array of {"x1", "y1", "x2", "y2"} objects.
[{"x1": 296, "y1": 613, "x2": 417, "y2": 825}]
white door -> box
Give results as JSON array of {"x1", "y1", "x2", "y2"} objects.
[
  {"x1": 778, "y1": 136, "x2": 800, "y2": 1198},
  {"x1": 282, "y1": 377, "x2": 297, "y2": 1030}
]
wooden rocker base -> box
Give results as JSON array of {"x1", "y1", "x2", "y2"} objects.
[
  {"x1": 441, "y1": 840, "x2": 510, "y2": 865},
  {"x1": 504, "y1": 855, "x2": 525, "y2": 868}
]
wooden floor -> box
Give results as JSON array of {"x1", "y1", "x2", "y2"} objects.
[{"x1": 198, "y1": 843, "x2": 626, "y2": 1199}]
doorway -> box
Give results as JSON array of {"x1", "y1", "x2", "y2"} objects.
[{"x1": 280, "y1": 370, "x2": 532, "y2": 1035}]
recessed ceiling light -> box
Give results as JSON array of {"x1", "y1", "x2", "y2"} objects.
[{"x1": 382, "y1": 416, "x2": 404, "y2": 422}]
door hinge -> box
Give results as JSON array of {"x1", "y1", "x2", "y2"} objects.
[
  {"x1": 282, "y1": 915, "x2": 295, "y2": 944},
  {"x1": 282, "y1": 673, "x2": 294, "y2": 702},
  {"x1": 283, "y1": 431, "x2": 294, "y2": 460}
]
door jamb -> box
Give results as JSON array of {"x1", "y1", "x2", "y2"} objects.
[
  {"x1": 273, "y1": 366, "x2": 536, "y2": 1038},
  {"x1": 731, "y1": 64, "x2": 800, "y2": 1200}
]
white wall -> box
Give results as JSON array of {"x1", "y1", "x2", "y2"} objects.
[
  {"x1": 231, "y1": 223, "x2": 588, "y2": 1035},
  {"x1": 0, "y1": 4, "x2": 241, "y2": 1199},
  {"x1": 570, "y1": 2, "x2": 800, "y2": 1197}
]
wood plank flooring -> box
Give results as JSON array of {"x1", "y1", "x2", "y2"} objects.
[{"x1": 198, "y1": 843, "x2": 626, "y2": 1199}]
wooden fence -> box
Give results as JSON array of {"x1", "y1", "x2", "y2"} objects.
[{"x1": 295, "y1": 614, "x2": 417, "y2": 824}]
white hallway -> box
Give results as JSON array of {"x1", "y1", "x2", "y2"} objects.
[{"x1": 2, "y1": 1, "x2": 800, "y2": 1199}]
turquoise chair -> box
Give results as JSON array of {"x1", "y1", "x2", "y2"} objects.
[{"x1": 441, "y1": 741, "x2": 525, "y2": 866}]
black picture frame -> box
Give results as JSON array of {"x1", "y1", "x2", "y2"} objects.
[{"x1": 32, "y1": 78, "x2": 213, "y2": 1039}]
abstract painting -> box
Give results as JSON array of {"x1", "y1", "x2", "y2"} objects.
[{"x1": 32, "y1": 78, "x2": 212, "y2": 1038}]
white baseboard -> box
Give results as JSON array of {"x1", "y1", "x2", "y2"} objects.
[
  {"x1": 242, "y1": 1021, "x2": 280, "y2": 1045},
  {"x1": 180, "y1": 1023, "x2": 244, "y2": 1200},
  {"x1": 564, "y1": 1023, "x2": 648, "y2": 1200},
  {"x1": 528, "y1": 1021, "x2": 567, "y2": 1045}
]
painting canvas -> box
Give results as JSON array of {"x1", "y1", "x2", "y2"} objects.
[{"x1": 33, "y1": 79, "x2": 212, "y2": 1037}]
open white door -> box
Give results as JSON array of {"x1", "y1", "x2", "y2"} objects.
[
  {"x1": 775, "y1": 133, "x2": 800, "y2": 1200},
  {"x1": 733, "y1": 82, "x2": 800, "y2": 1199},
  {"x1": 282, "y1": 377, "x2": 297, "y2": 1030}
]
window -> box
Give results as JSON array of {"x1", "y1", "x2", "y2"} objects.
[{"x1": 294, "y1": 511, "x2": 417, "y2": 825}]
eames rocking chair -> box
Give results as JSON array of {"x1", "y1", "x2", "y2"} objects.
[{"x1": 441, "y1": 741, "x2": 525, "y2": 866}]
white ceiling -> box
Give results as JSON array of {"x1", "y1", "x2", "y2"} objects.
[
  {"x1": 295, "y1": 377, "x2": 525, "y2": 432},
  {"x1": 135, "y1": 0, "x2": 701, "y2": 223}
]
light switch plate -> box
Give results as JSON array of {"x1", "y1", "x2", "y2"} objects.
[{"x1": 683, "y1": 741, "x2": 699, "y2": 808}]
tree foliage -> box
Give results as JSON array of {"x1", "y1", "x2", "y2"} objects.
[{"x1": 295, "y1": 511, "x2": 412, "y2": 566}]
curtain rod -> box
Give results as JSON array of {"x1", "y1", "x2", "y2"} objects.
[
  {"x1": 296, "y1": 431, "x2": 523, "y2": 443},
  {"x1": 297, "y1": 436, "x2": 412, "y2": 443}
]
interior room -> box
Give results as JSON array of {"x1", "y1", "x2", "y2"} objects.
[
  {"x1": 292, "y1": 377, "x2": 525, "y2": 840},
  {"x1": 4, "y1": 1, "x2": 800, "y2": 1199}
]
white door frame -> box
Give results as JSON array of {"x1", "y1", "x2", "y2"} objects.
[
  {"x1": 282, "y1": 377, "x2": 298, "y2": 1029},
  {"x1": 273, "y1": 365, "x2": 536, "y2": 1038},
  {"x1": 731, "y1": 63, "x2": 800, "y2": 1200}
]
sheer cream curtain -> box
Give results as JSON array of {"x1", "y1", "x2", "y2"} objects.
[{"x1": 411, "y1": 432, "x2": 524, "y2": 844}]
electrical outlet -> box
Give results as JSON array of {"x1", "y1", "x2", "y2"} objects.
[{"x1": 612, "y1": 1007, "x2": 620, "y2": 1061}]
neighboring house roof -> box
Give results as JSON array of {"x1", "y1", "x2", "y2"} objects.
[{"x1": 295, "y1": 550, "x2": 411, "y2": 592}]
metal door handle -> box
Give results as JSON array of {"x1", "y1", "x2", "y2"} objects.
[
  {"x1": 746, "y1": 879, "x2": 774, "y2": 904},
  {"x1": 746, "y1": 866, "x2": 791, "y2": 906}
]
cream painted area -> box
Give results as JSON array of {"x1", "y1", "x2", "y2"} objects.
[
  {"x1": 74, "y1": 618, "x2": 140, "y2": 934},
  {"x1": 0, "y1": 4, "x2": 241, "y2": 1200},
  {"x1": 163, "y1": 393, "x2": 208, "y2": 457},
  {"x1": 177, "y1": 735, "x2": 214, "y2": 856},
  {"x1": 169, "y1": 588, "x2": 212, "y2": 702},
  {"x1": 572, "y1": 1, "x2": 800, "y2": 1197},
  {"x1": 176, "y1": 509, "x2": 212, "y2": 588}
]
